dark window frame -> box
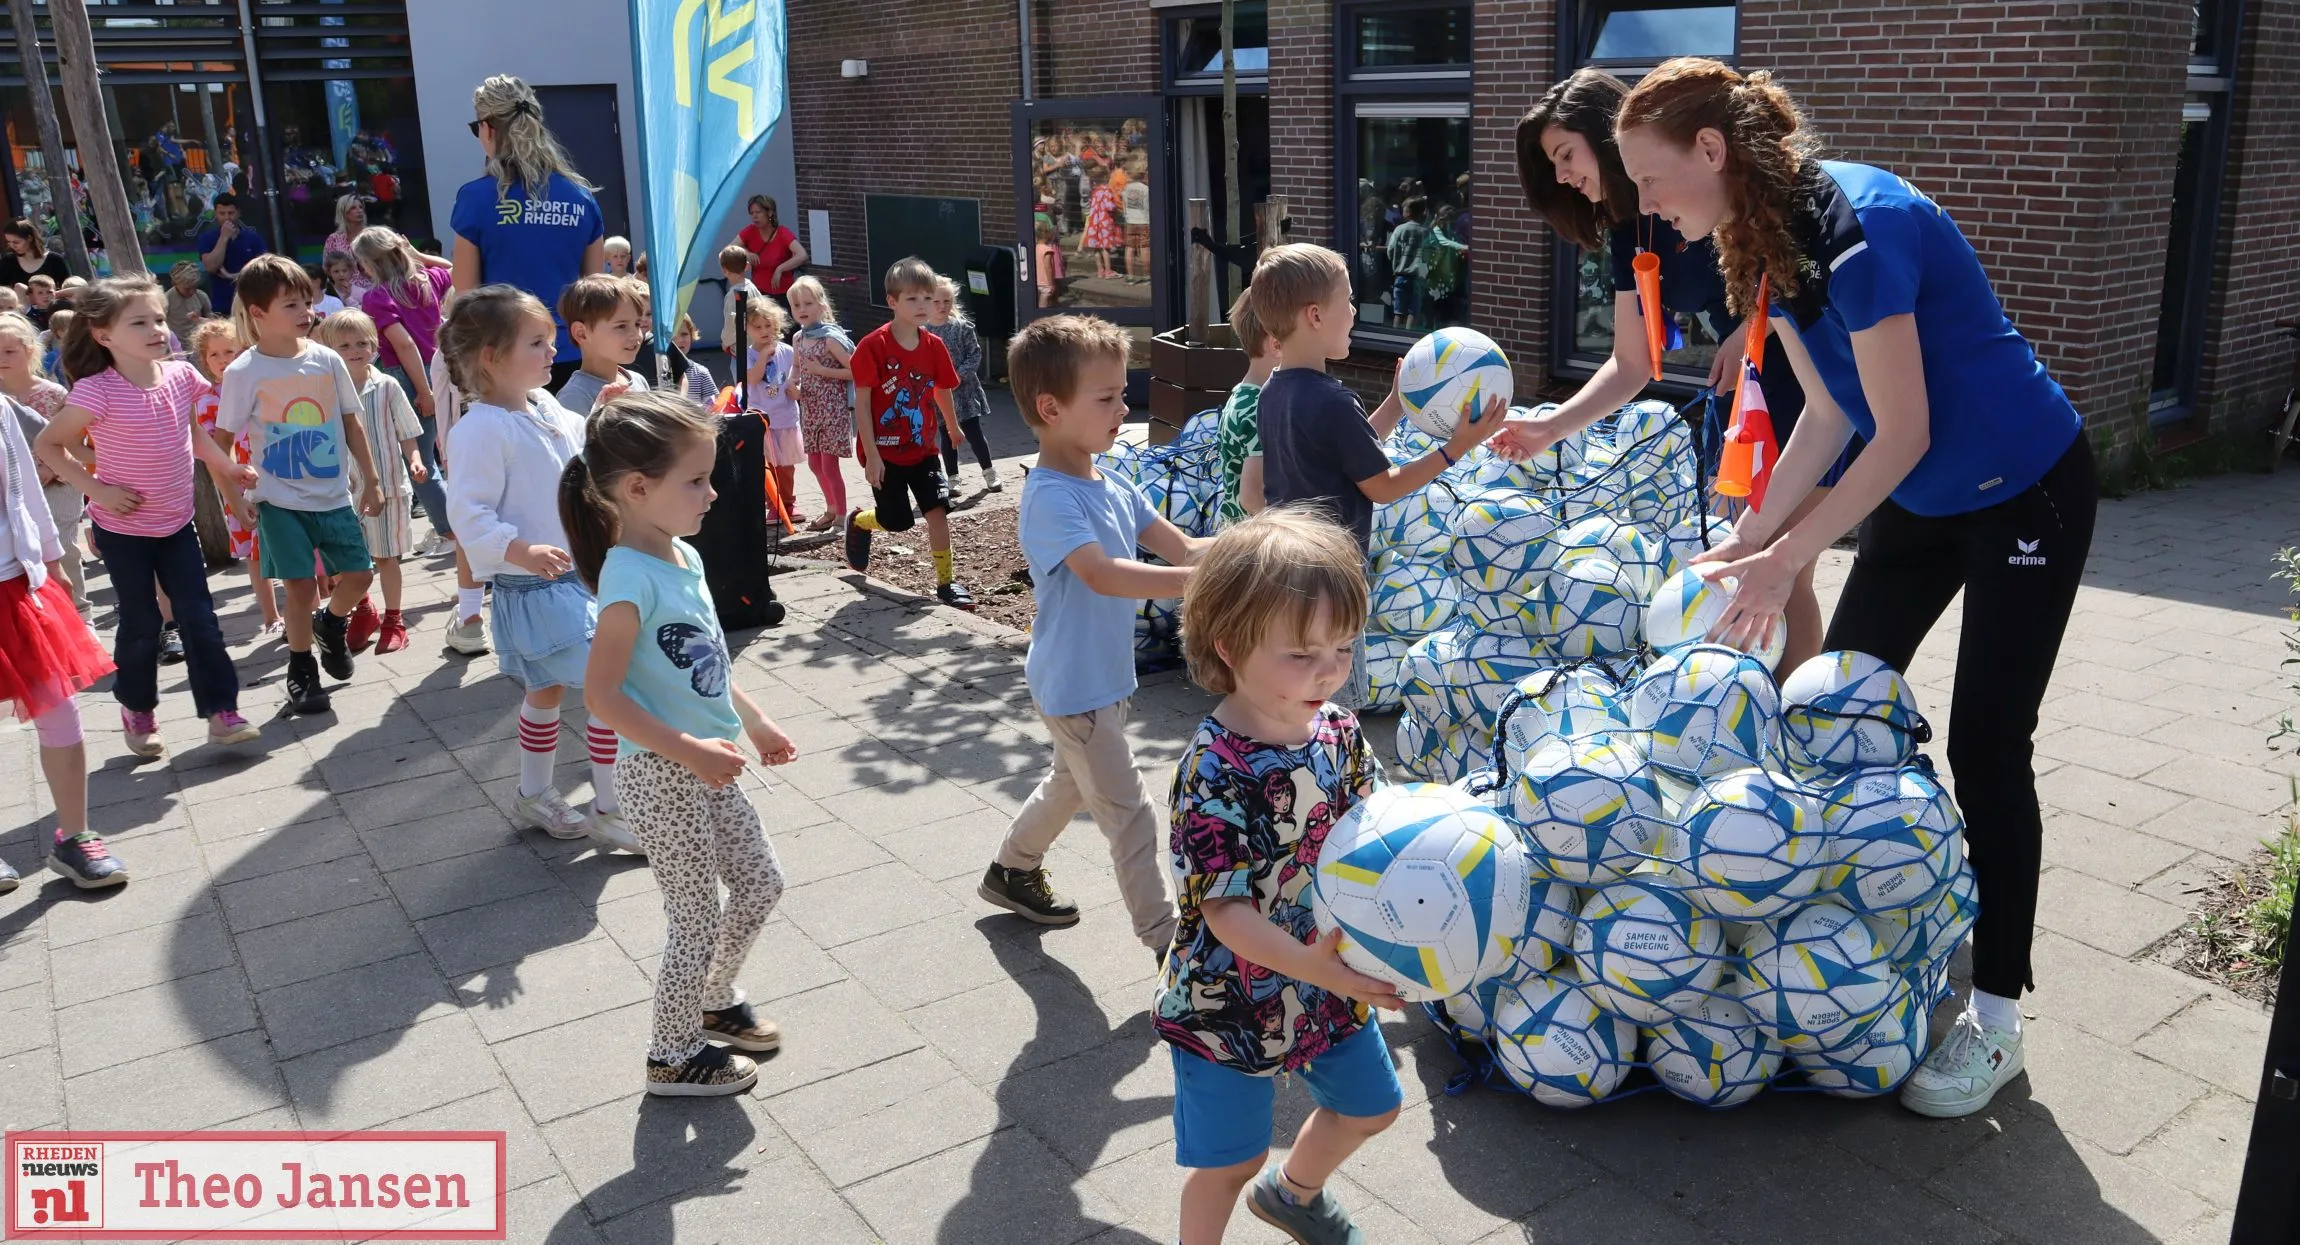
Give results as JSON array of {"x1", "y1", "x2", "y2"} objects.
[
  {"x1": 1163, "y1": 1, "x2": 1270, "y2": 95},
  {"x1": 2150, "y1": 0, "x2": 2245, "y2": 423}
]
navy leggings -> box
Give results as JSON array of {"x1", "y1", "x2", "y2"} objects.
[
  {"x1": 91, "y1": 522, "x2": 241, "y2": 717},
  {"x1": 939, "y1": 418, "x2": 994, "y2": 477}
]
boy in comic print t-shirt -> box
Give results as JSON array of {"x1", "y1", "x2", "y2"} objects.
[{"x1": 842, "y1": 257, "x2": 975, "y2": 609}]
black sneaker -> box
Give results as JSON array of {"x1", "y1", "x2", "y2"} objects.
[
  {"x1": 701, "y1": 1002, "x2": 782, "y2": 1052},
  {"x1": 937, "y1": 581, "x2": 977, "y2": 612},
  {"x1": 0, "y1": 856, "x2": 18, "y2": 894},
  {"x1": 284, "y1": 652, "x2": 332, "y2": 715},
  {"x1": 645, "y1": 1042, "x2": 758, "y2": 1097},
  {"x1": 158, "y1": 622, "x2": 186, "y2": 664},
  {"x1": 842, "y1": 510, "x2": 872, "y2": 573},
  {"x1": 313, "y1": 608, "x2": 355, "y2": 680},
  {"x1": 977, "y1": 863, "x2": 1080, "y2": 926},
  {"x1": 47, "y1": 833, "x2": 128, "y2": 889}
]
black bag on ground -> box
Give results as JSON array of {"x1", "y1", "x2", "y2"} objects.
[{"x1": 692, "y1": 410, "x2": 785, "y2": 630}]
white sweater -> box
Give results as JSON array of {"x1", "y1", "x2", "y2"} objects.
[
  {"x1": 0, "y1": 396, "x2": 63, "y2": 589},
  {"x1": 444, "y1": 392, "x2": 585, "y2": 582}
]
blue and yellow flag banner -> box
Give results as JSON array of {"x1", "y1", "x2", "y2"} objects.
[{"x1": 630, "y1": 0, "x2": 788, "y2": 346}]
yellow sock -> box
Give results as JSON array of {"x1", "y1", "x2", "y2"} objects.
[
  {"x1": 855, "y1": 510, "x2": 883, "y2": 532},
  {"x1": 933, "y1": 550, "x2": 955, "y2": 585}
]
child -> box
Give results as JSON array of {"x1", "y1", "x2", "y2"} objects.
[
  {"x1": 743, "y1": 298, "x2": 803, "y2": 525},
  {"x1": 0, "y1": 400, "x2": 131, "y2": 890},
  {"x1": 1161, "y1": 508, "x2": 1407, "y2": 1245},
  {"x1": 1385, "y1": 197, "x2": 1433, "y2": 329},
  {"x1": 977, "y1": 315, "x2": 1201, "y2": 948},
  {"x1": 603, "y1": 235, "x2": 633, "y2": 277},
  {"x1": 187, "y1": 317, "x2": 280, "y2": 635},
  {"x1": 316, "y1": 310, "x2": 427, "y2": 654},
  {"x1": 39, "y1": 309, "x2": 71, "y2": 379},
  {"x1": 26, "y1": 275, "x2": 56, "y2": 330},
  {"x1": 670, "y1": 315, "x2": 721, "y2": 405},
  {"x1": 1083, "y1": 177, "x2": 1120, "y2": 280},
  {"x1": 213, "y1": 254, "x2": 385, "y2": 715},
  {"x1": 32, "y1": 278, "x2": 264, "y2": 759},
  {"x1": 928, "y1": 275, "x2": 1000, "y2": 493},
  {"x1": 313, "y1": 256, "x2": 354, "y2": 320},
  {"x1": 353, "y1": 227, "x2": 456, "y2": 561},
  {"x1": 566, "y1": 390, "x2": 798, "y2": 1096},
  {"x1": 164, "y1": 260, "x2": 212, "y2": 347},
  {"x1": 0, "y1": 312, "x2": 84, "y2": 618},
  {"x1": 787, "y1": 276, "x2": 852, "y2": 532},
  {"x1": 1213, "y1": 288, "x2": 1277, "y2": 526},
  {"x1": 556, "y1": 275, "x2": 649, "y2": 416},
  {"x1": 718, "y1": 244, "x2": 759, "y2": 364},
  {"x1": 0, "y1": 287, "x2": 19, "y2": 314},
  {"x1": 842, "y1": 257, "x2": 973, "y2": 609},
  {"x1": 1033, "y1": 221, "x2": 1065, "y2": 309},
  {"x1": 1249, "y1": 243, "x2": 1500, "y2": 705},
  {"x1": 439, "y1": 284, "x2": 637, "y2": 853}
]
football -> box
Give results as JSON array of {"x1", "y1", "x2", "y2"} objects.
[
  {"x1": 1497, "y1": 665, "x2": 1630, "y2": 775},
  {"x1": 1628, "y1": 645, "x2": 1785, "y2": 778},
  {"x1": 1489, "y1": 974, "x2": 1637, "y2": 1109},
  {"x1": 1399, "y1": 327, "x2": 1514, "y2": 439},
  {"x1": 1644, "y1": 566, "x2": 1788, "y2": 671},
  {"x1": 1510, "y1": 734, "x2": 1669, "y2": 885},
  {"x1": 1312, "y1": 783, "x2": 1534, "y2": 1001},
  {"x1": 1735, "y1": 900, "x2": 1898, "y2": 1053},
  {"x1": 1645, "y1": 992, "x2": 1785, "y2": 1109},
  {"x1": 1779, "y1": 651, "x2": 1926, "y2": 775},
  {"x1": 1677, "y1": 768, "x2": 1827, "y2": 921},
  {"x1": 1571, "y1": 876, "x2": 1730, "y2": 1025},
  {"x1": 1820, "y1": 765, "x2": 1964, "y2": 914}
]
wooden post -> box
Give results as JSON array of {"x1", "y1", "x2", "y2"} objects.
[
  {"x1": 5, "y1": 0, "x2": 94, "y2": 278},
  {"x1": 1220, "y1": 0, "x2": 1242, "y2": 296},
  {"x1": 1186, "y1": 197, "x2": 1212, "y2": 343},
  {"x1": 1260, "y1": 196, "x2": 1288, "y2": 251},
  {"x1": 47, "y1": 0, "x2": 147, "y2": 276}
]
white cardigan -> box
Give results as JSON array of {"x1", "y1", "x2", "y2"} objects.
[
  {"x1": 443, "y1": 391, "x2": 585, "y2": 582},
  {"x1": 0, "y1": 396, "x2": 63, "y2": 590}
]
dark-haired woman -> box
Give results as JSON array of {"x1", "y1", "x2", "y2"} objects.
[
  {"x1": 1496, "y1": 67, "x2": 1840, "y2": 671},
  {"x1": 1617, "y1": 58, "x2": 2096, "y2": 1119},
  {"x1": 735, "y1": 195, "x2": 808, "y2": 312},
  {"x1": 1, "y1": 220, "x2": 71, "y2": 289}
]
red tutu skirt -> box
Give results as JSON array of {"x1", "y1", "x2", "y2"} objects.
[{"x1": 0, "y1": 572, "x2": 113, "y2": 722}]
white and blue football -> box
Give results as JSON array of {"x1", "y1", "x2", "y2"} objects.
[
  {"x1": 1571, "y1": 876, "x2": 1730, "y2": 1025},
  {"x1": 1779, "y1": 651, "x2": 1926, "y2": 776},
  {"x1": 1399, "y1": 327, "x2": 1513, "y2": 439},
  {"x1": 1734, "y1": 900, "x2": 1897, "y2": 1053},
  {"x1": 1645, "y1": 992, "x2": 1784, "y2": 1109},
  {"x1": 1677, "y1": 768, "x2": 1827, "y2": 921},
  {"x1": 1498, "y1": 665, "x2": 1630, "y2": 774},
  {"x1": 1510, "y1": 733, "x2": 1669, "y2": 885},
  {"x1": 1821, "y1": 765, "x2": 1964, "y2": 915},
  {"x1": 1628, "y1": 644, "x2": 1784, "y2": 779},
  {"x1": 1489, "y1": 974, "x2": 1637, "y2": 1109}
]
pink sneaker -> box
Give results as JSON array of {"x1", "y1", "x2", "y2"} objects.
[
  {"x1": 207, "y1": 710, "x2": 263, "y2": 746},
  {"x1": 122, "y1": 708, "x2": 164, "y2": 758}
]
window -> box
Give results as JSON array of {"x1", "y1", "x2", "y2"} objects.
[
  {"x1": 1025, "y1": 115, "x2": 1154, "y2": 311},
  {"x1": 2149, "y1": 0, "x2": 2242, "y2": 421},
  {"x1": 1170, "y1": 2, "x2": 1268, "y2": 82},
  {"x1": 1336, "y1": 2, "x2": 1474, "y2": 344}
]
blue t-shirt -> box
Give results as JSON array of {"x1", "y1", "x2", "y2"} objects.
[
  {"x1": 193, "y1": 223, "x2": 270, "y2": 313},
  {"x1": 596, "y1": 540, "x2": 744, "y2": 762},
  {"x1": 1019, "y1": 466, "x2": 1159, "y2": 717},
  {"x1": 450, "y1": 172, "x2": 605, "y2": 362},
  {"x1": 1257, "y1": 368, "x2": 1391, "y2": 553},
  {"x1": 1772, "y1": 161, "x2": 2081, "y2": 516},
  {"x1": 1608, "y1": 216, "x2": 1804, "y2": 428}
]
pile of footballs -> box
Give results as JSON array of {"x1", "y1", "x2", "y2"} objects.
[{"x1": 1097, "y1": 412, "x2": 1226, "y2": 667}]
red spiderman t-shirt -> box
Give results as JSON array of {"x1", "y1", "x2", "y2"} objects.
[{"x1": 848, "y1": 323, "x2": 960, "y2": 467}]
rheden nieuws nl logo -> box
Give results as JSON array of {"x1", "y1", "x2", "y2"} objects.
[{"x1": 7, "y1": 1131, "x2": 506, "y2": 1240}]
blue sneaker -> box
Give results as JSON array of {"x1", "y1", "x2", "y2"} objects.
[
  {"x1": 48, "y1": 833, "x2": 128, "y2": 889},
  {"x1": 1247, "y1": 1167, "x2": 1366, "y2": 1245}
]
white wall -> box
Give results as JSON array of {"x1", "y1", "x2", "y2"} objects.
[{"x1": 406, "y1": 0, "x2": 796, "y2": 309}]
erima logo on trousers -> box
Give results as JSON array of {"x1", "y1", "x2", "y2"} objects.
[{"x1": 2008, "y1": 538, "x2": 2047, "y2": 567}]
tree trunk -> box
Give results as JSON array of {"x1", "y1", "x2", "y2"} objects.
[
  {"x1": 1220, "y1": 0, "x2": 1243, "y2": 296},
  {"x1": 191, "y1": 470, "x2": 233, "y2": 567},
  {"x1": 46, "y1": 0, "x2": 147, "y2": 276},
  {"x1": 5, "y1": 0, "x2": 94, "y2": 278},
  {"x1": 1186, "y1": 198, "x2": 1211, "y2": 343}
]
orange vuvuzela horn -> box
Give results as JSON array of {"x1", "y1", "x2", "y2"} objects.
[{"x1": 1632, "y1": 250, "x2": 1664, "y2": 381}]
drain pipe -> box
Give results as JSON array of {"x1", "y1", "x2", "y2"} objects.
[
  {"x1": 1018, "y1": 0, "x2": 1034, "y2": 101},
  {"x1": 233, "y1": 0, "x2": 286, "y2": 245}
]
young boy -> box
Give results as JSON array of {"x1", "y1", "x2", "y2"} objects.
[
  {"x1": 215, "y1": 254, "x2": 385, "y2": 714},
  {"x1": 1162, "y1": 509, "x2": 1405, "y2": 1245},
  {"x1": 842, "y1": 256, "x2": 974, "y2": 609},
  {"x1": 1250, "y1": 242, "x2": 1499, "y2": 704},
  {"x1": 1213, "y1": 287, "x2": 1277, "y2": 527},
  {"x1": 719, "y1": 244, "x2": 760, "y2": 363},
  {"x1": 25, "y1": 275, "x2": 56, "y2": 331},
  {"x1": 555, "y1": 274, "x2": 650, "y2": 416},
  {"x1": 976, "y1": 314, "x2": 1204, "y2": 948}
]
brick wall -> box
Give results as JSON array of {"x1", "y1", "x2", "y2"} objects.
[
  {"x1": 1468, "y1": 0, "x2": 1557, "y2": 404},
  {"x1": 2196, "y1": 0, "x2": 2300, "y2": 440},
  {"x1": 1036, "y1": 0, "x2": 1160, "y2": 95}
]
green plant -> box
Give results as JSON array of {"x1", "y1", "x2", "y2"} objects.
[
  {"x1": 2274, "y1": 547, "x2": 2297, "y2": 751},
  {"x1": 2242, "y1": 783, "x2": 2300, "y2": 974}
]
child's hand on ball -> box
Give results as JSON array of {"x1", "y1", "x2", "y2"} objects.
[
  {"x1": 1306, "y1": 928, "x2": 1408, "y2": 1011},
  {"x1": 1444, "y1": 394, "x2": 1506, "y2": 456}
]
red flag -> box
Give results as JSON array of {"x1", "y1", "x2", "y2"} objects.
[{"x1": 1733, "y1": 355, "x2": 1777, "y2": 511}]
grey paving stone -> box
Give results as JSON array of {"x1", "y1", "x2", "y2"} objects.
[
  {"x1": 202, "y1": 815, "x2": 365, "y2": 882},
  {"x1": 2010, "y1": 1020, "x2": 2209, "y2": 1155},
  {"x1": 2032, "y1": 867, "x2": 2188, "y2": 958},
  {"x1": 454, "y1": 941, "x2": 653, "y2": 1044},
  {"x1": 771, "y1": 1049, "x2": 1003, "y2": 1187},
  {"x1": 358, "y1": 802, "x2": 524, "y2": 873},
  {"x1": 169, "y1": 741, "x2": 321, "y2": 799},
  {"x1": 872, "y1": 804, "x2": 1019, "y2": 882},
  {"x1": 589, "y1": 892, "x2": 669, "y2": 963},
  {"x1": 1011, "y1": 900, "x2": 1168, "y2": 1005},
  {"x1": 546, "y1": 1093, "x2": 797, "y2": 1223},
  {"x1": 1931, "y1": 1110, "x2": 2211, "y2": 1244},
  {"x1": 0, "y1": 982, "x2": 52, "y2": 1059},
  {"x1": 907, "y1": 965, "x2": 1142, "y2": 1088},
  {"x1": 0, "y1": 1042, "x2": 61, "y2": 1130},
  {"x1": 842, "y1": 1125, "x2": 1129, "y2": 1245},
  {"x1": 2025, "y1": 930, "x2": 2208, "y2": 1046},
  {"x1": 428, "y1": 705, "x2": 525, "y2": 750},
  {"x1": 815, "y1": 776, "x2": 998, "y2": 838},
  {"x1": 1699, "y1": 1139, "x2": 1998, "y2": 1244},
  {"x1": 595, "y1": 1153, "x2": 880, "y2": 1245},
  {"x1": 103, "y1": 822, "x2": 207, "y2": 880},
  {"x1": 56, "y1": 967, "x2": 258, "y2": 1076},
  {"x1": 216, "y1": 854, "x2": 388, "y2": 933},
  {"x1": 774, "y1": 732, "x2": 928, "y2": 801},
  {"x1": 768, "y1": 818, "x2": 894, "y2": 882},
  {"x1": 343, "y1": 769, "x2": 492, "y2": 832},
  {"x1": 420, "y1": 886, "x2": 606, "y2": 977},
  {"x1": 830, "y1": 909, "x2": 1051, "y2": 1011},
  {"x1": 2133, "y1": 993, "x2": 2273, "y2": 1097},
  {"x1": 1345, "y1": 1099, "x2": 1605, "y2": 1244},
  {"x1": 897, "y1": 727, "x2": 1048, "y2": 788},
  {"x1": 990, "y1": 1033, "x2": 1176, "y2": 1176},
  {"x1": 383, "y1": 1087, "x2": 565, "y2": 1192},
  {"x1": 2135, "y1": 798, "x2": 2286, "y2": 863},
  {"x1": 733, "y1": 917, "x2": 852, "y2": 1005},
  {"x1": 181, "y1": 775, "x2": 336, "y2": 832},
  {"x1": 2039, "y1": 811, "x2": 2193, "y2": 889},
  {"x1": 64, "y1": 1030, "x2": 284, "y2": 1130},
  {"x1": 2141, "y1": 752, "x2": 2298, "y2": 815},
  {"x1": 279, "y1": 1012, "x2": 505, "y2": 1130},
  {"x1": 2036, "y1": 765, "x2": 2190, "y2": 830},
  {"x1": 43, "y1": 868, "x2": 215, "y2": 947},
  {"x1": 1087, "y1": 1142, "x2": 1296, "y2": 1245},
  {"x1": 47, "y1": 908, "x2": 234, "y2": 1006},
  {"x1": 778, "y1": 859, "x2": 960, "y2": 948},
  {"x1": 235, "y1": 898, "x2": 424, "y2": 992},
  {"x1": 1509, "y1": 1180, "x2": 1730, "y2": 1244},
  {"x1": 491, "y1": 1002, "x2": 656, "y2": 1124},
  {"x1": 255, "y1": 952, "x2": 457, "y2": 1060},
  {"x1": 312, "y1": 705, "x2": 442, "y2": 756},
  {"x1": 2127, "y1": 1091, "x2": 2253, "y2": 1209},
  {"x1": 384, "y1": 843, "x2": 559, "y2": 921},
  {"x1": 747, "y1": 979, "x2": 925, "y2": 1098}
]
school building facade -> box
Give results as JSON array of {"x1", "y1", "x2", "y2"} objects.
[{"x1": 785, "y1": 0, "x2": 2299, "y2": 457}]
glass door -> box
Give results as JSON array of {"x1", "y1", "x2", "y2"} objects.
[{"x1": 1012, "y1": 95, "x2": 1169, "y2": 355}]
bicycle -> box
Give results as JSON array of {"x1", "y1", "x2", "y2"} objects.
[{"x1": 2274, "y1": 318, "x2": 2300, "y2": 471}]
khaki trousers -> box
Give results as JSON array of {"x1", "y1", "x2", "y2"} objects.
[{"x1": 997, "y1": 699, "x2": 1177, "y2": 949}]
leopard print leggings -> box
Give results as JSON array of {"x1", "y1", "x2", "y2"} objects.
[{"x1": 618, "y1": 749, "x2": 787, "y2": 1064}]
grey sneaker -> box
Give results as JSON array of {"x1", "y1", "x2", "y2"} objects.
[
  {"x1": 1899, "y1": 1009, "x2": 2023, "y2": 1119},
  {"x1": 446, "y1": 615, "x2": 490, "y2": 655},
  {"x1": 1247, "y1": 1167, "x2": 1366, "y2": 1245},
  {"x1": 587, "y1": 809, "x2": 644, "y2": 854},
  {"x1": 514, "y1": 790, "x2": 592, "y2": 840}
]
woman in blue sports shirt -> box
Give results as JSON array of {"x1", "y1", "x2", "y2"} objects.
[{"x1": 1616, "y1": 58, "x2": 2097, "y2": 1120}]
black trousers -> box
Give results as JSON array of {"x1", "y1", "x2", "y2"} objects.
[
  {"x1": 939, "y1": 417, "x2": 995, "y2": 477},
  {"x1": 1822, "y1": 435, "x2": 2097, "y2": 999}
]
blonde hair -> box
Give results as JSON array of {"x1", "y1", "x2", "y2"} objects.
[
  {"x1": 0, "y1": 311, "x2": 44, "y2": 380},
  {"x1": 0, "y1": 288, "x2": 20, "y2": 313},
  {"x1": 472, "y1": 74, "x2": 594, "y2": 198},
  {"x1": 1005, "y1": 313, "x2": 1130, "y2": 429},
  {"x1": 786, "y1": 274, "x2": 835, "y2": 323},
  {"x1": 674, "y1": 313, "x2": 698, "y2": 338},
  {"x1": 1226, "y1": 287, "x2": 1271, "y2": 358},
  {"x1": 1248, "y1": 244, "x2": 1349, "y2": 343},
  {"x1": 333, "y1": 193, "x2": 368, "y2": 240},
  {"x1": 883, "y1": 256, "x2": 938, "y2": 300},
  {"x1": 169, "y1": 260, "x2": 203, "y2": 287},
  {"x1": 315, "y1": 308, "x2": 380, "y2": 353},
  {"x1": 558, "y1": 390, "x2": 722, "y2": 590},
  {"x1": 1182, "y1": 507, "x2": 1370, "y2": 696},
  {"x1": 186, "y1": 317, "x2": 243, "y2": 383},
  {"x1": 439, "y1": 284, "x2": 551, "y2": 396},
  {"x1": 603, "y1": 236, "x2": 631, "y2": 258},
  {"x1": 743, "y1": 295, "x2": 790, "y2": 339},
  {"x1": 351, "y1": 226, "x2": 434, "y2": 308},
  {"x1": 931, "y1": 274, "x2": 972, "y2": 326}
]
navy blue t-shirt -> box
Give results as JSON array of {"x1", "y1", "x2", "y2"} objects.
[
  {"x1": 1772, "y1": 161, "x2": 2081, "y2": 517},
  {"x1": 1608, "y1": 215, "x2": 1804, "y2": 430},
  {"x1": 450, "y1": 172, "x2": 605, "y2": 362},
  {"x1": 193, "y1": 223, "x2": 269, "y2": 313},
  {"x1": 1257, "y1": 368, "x2": 1392, "y2": 553}
]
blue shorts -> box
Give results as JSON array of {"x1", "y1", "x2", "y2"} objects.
[{"x1": 1169, "y1": 1022, "x2": 1403, "y2": 1169}]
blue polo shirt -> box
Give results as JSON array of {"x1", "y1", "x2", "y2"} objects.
[
  {"x1": 450, "y1": 171, "x2": 604, "y2": 362},
  {"x1": 193, "y1": 222, "x2": 269, "y2": 313},
  {"x1": 1609, "y1": 215, "x2": 1804, "y2": 429},
  {"x1": 1771, "y1": 161, "x2": 2081, "y2": 516}
]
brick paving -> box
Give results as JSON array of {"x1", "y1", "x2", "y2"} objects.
[{"x1": 0, "y1": 430, "x2": 2292, "y2": 1244}]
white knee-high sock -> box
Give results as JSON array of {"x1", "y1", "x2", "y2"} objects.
[
  {"x1": 458, "y1": 586, "x2": 485, "y2": 623},
  {"x1": 517, "y1": 701, "x2": 559, "y2": 799},
  {"x1": 587, "y1": 718, "x2": 619, "y2": 814}
]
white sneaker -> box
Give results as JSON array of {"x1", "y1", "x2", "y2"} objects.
[
  {"x1": 587, "y1": 809, "x2": 645, "y2": 854},
  {"x1": 514, "y1": 789, "x2": 592, "y2": 840},
  {"x1": 446, "y1": 615, "x2": 489, "y2": 655},
  {"x1": 1899, "y1": 1009, "x2": 2023, "y2": 1118},
  {"x1": 983, "y1": 465, "x2": 1004, "y2": 492}
]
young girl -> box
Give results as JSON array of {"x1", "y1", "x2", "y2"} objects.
[
  {"x1": 313, "y1": 256, "x2": 355, "y2": 320},
  {"x1": 187, "y1": 317, "x2": 280, "y2": 635},
  {"x1": 1163, "y1": 508, "x2": 1403, "y2": 1244},
  {"x1": 742, "y1": 298, "x2": 803, "y2": 525},
  {"x1": 0, "y1": 397, "x2": 129, "y2": 891},
  {"x1": 786, "y1": 277, "x2": 852, "y2": 532},
  {"x1": 0, "y1": 312, "x2": 85, "y2": 618},
  {"x1": 32, "y1": 279, "x2": 263, "y2": 761},
  {"x1": 670, "y1": 316, "x2": 721, "y2": 405},
  {"x1": 564, "y1": 389, "x2": 797, "y2": 1096},
  {"x1": 439, "y1": 284, "x2": 638, "y2": 853},
  {"x1": 353, "y1": 226, "x2": 455, "y2": 552},
  {"x1": 927, "y1": 276, "x2": 999, "y2": 493},
  {"x1": 1033, "y1": 221, "x2": 1066, "y2": 309},
  {"x1": 317, "y1": 310, "x2": 427, "y2": 654},
  {"x1": 1083, "y1": 177, "x2": 1121, "y2": 280}
]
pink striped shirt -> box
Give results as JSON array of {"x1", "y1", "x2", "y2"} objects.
[{"x1": 66, "y1": 360, "x2": 209, "y2": 538}]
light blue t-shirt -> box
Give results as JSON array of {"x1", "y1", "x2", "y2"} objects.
[
  {"x1": 450, "y1": 171, "x2": 605, "y2": 362},
  {"x1": 1020, "y1": 466, "x2": 1159, "y2": 718},
  {"x1": 597, "y1": 540, "x2": 744, "y2": 762}
]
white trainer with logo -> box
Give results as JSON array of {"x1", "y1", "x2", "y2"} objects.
[{"x1": 1900, "y1": 1009, "x2": 2024, "y2": 1118}]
